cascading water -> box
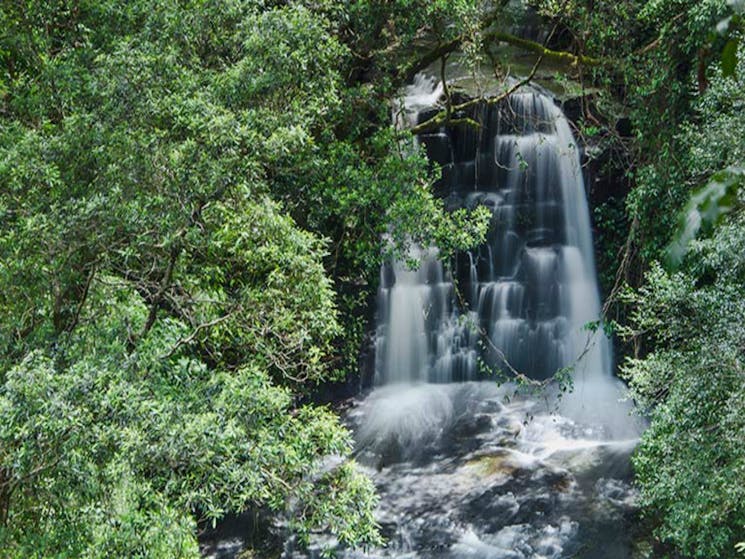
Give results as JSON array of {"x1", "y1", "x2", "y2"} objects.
[
  {"x1": 284, "y1": 77, "x2": 645, "y2": 559},
  {"x1": 378, "y1": 77, "x2": 610, "y2": 389}
]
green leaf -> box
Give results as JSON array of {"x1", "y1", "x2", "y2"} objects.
[
  {"x1": 721, "y1": 38, "x2": 740, "y2": 78},
  {"x1": 665, "y1": 167, "x2": 745, "y2": 270}
]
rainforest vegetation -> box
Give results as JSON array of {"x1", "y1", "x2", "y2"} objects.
[{"x1": 0, "y1": 0, "x2": 743, "y2": 557}]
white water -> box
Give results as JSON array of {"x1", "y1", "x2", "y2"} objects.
[
  {"x1": 376, "y1": 75, "x2": 639, "y2": 440},
  {"x1": 290, "y1": 381, "x2": 641, "y2": 559}
]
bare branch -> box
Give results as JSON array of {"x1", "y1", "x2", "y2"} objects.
[
  {"x1": 159, "y1": 311, "x2": 237, "y2": 360},
  {"x1": 484, "y1": 31, "x2": 601, "y2": 67}
]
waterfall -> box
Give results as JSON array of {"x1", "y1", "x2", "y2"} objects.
[
  {"x1": 377, "y1": 79, "x2": 612, "y2": 391},
  {"x1": 280, "y1": 77, "x2": 644, "y2": 559}
]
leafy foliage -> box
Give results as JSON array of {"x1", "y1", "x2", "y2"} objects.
[
  {"x1": 0, "y1": 0, "x2": 495, "y2": 555},
  {"x1": 616, "y1": 24, "x2": 745, "y2": 558},
  {"x1": 665, "y1": 166, "x2": 745, "y2": 268},
  {"x1": 621, "y1": 251, "x2": 745, "y2": 557},
  {"x1": 0, "y1": 285, "x2": 376, "y2": 556},
  {"x1": 718, "y1": 0, "x2": 745, "y2": 77}
]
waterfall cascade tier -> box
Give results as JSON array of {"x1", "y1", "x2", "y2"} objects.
[{"x1": 376, "y1": 83, "x2": 610, "y2": 386}]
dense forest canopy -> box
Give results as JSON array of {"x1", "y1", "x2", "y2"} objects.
[
  {"x1": 0, "y1": 0, "x2": 744, "y2": 557},
  {"x1": 0, "y1": 1, "x2": 493, "y2": 555}
]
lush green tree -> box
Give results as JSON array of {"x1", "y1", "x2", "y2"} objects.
[
  {"x1": 0, "y1": 276, "x2": 379, "y2": 556},
  {"x1": 621, "y1": 252, "x2": 745, "y2": 557},
  {"x1": 0, "y1": 0, "x2": 496, "y2": 555},
  {"x1": 619, "y1": 44, "x2": 745, "y2": 558}
]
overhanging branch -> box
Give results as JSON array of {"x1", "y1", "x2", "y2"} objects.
[
  {"x1": 484, "y1": 31, "x2": 602, "y2": 67},
  {"x1": 404, "y1": 29, "x2": 601, "y2": 82},
  {"x1": 409, "y1": 50, "x2": 545, "y2": 135}
]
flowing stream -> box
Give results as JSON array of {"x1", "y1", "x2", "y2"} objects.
[{"x1": 292, "y1": 77, "x2": 644, "y2": 558}]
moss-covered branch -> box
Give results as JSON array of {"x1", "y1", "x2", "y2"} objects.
[
  {"x1": 404, "y1": 29, "x2": 601, "y2": 82},
  {"x1": 483, "y1": 31, "x2": 602, "y2": 67},
  {"x1": 404, "y1": 38, "x2": 462, "y2": 81},
  {"x1": 409, "y1": 49, "x2": 545, "y2": 135}
]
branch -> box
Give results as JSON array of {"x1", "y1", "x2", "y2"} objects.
[
  {"x1": 404, "y1": 28, "x2": 601, "y2": 83},
  {"x1": 484, "y1": 31, "x2": 602, "y2": 67},
  {"x1": 404, "y1": 37, "x2": 461, "y2": 82},
  {"x1": 408, "y1": 12, "x2": 591, "y2": 136},
  {"x1": 602, "y1": 215, "x2": 639, "y2": 319},
  {"x1": 159, "y1": 311, "x2": 237, "y2": 359},
  {"x1": 402, "y1": 5, "x2": 505, "y2": 80},
  {"x1": 409, "y1": 52, "x2": 544, "y2": 135},
  {"x1": 633, "y1": 12, "x2": 686, "y2": 55},
  {"x1": 138, "y1": 230, "x2": 187, "y2": 343},
  {"x1": 65, "y1": 264, "x2": 96, "y2": 335},
  {"x1": 140, "y1": 248, "x2": 178, "y2": 339}
]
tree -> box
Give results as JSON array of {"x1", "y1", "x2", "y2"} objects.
[
  {"x1": 619, "y1": 38, "x2": 745, "y2": 558},
  {"x1": 0, "y1": 0, "x2": 495, "y2": 555}
]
